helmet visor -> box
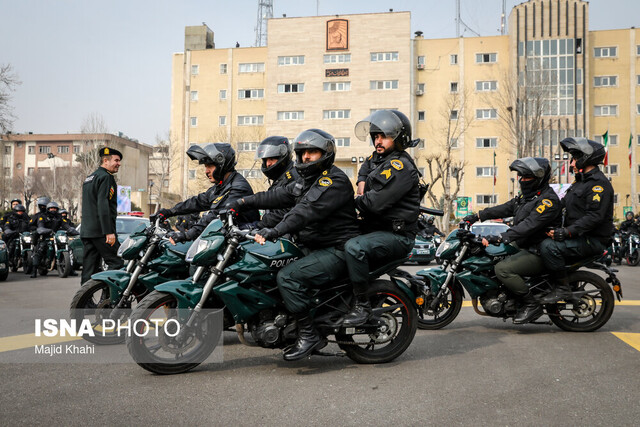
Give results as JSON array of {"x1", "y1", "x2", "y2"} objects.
[
  {"x1": 255, "y1": 143, "x2": 288, "y2": 160},
  {"x1": 510, "y1": 157, "x2": 545, "y2": 178},
  {"x1": 560, "y1": 137, "x2": 594, "y2": 157},
  {"x1": 354, "y1": 110, "x2": 403, "y2": 142},
  {"x1": 294, "y1": 130, "x2": 334, "y2": 153}
]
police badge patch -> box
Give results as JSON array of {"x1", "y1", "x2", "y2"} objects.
[
  {"x1": 318, "y1": 177, "x2": 333, "y2": 187},
  {"x1": 592, "y1": 186, "x2": 604, "y2": 193},
  {"x1": 390, "y1": 159, "x2": 404, "y2": 170}
]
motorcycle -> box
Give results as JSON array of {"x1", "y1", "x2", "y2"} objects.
[
  {"x1": 70, "y1": 219, "x2": 193, "y2": 345},
  {"x1": 609, "y1": 231, "x2": 623, "y2": 265},
  {"x1": 126, "y1": 213, "x2": 417, "y2": 375},
  {"x1": 622, "y1": 232, "x2": 640, "y2": 266},
  {"x1": 409, "y1": 224, "x2": 622, "y2": 332},
  {"x1": 2, "y1": 230, "x2": 22, "y2": 272},
  {"x1": 20, "y1": 232, "x2": 33, "y2": 274}
]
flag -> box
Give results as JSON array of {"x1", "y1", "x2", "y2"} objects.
[
  {"x1": 602, "y1": 130, "x2": 609, "y2": 166},
  {"x1": 493, "y1": 150, "x2": 497, "y2": 185},
  {"x1": 561, "y1": 161, "x2": 565, "y2": 176},
  {"x1": 629, "y1": 132, "x2": 633, "y2": 168}
]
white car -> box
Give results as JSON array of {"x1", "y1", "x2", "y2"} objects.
[{"x1": 471, "y1": 221, "x2": 510, "y2": 238}]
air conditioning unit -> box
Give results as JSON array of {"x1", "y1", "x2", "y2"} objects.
[
  {"x1": 415, "y1": 89, "x2": 424, "y2": 96},
  {"x1": 417, "y1": 64, "x2": 425, "y2": 70}
]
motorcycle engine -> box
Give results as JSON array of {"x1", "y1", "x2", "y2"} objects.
[
  {"x1": 480, "y1": 291, "x2": 508, "y2": 315},
  {"x1": 250, "y1": 311, "x2": 288, "y2": 348}
]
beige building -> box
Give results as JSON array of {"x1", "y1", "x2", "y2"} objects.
[{"x1": 170, "y1": 0, "x2": 639, "y2": 220}]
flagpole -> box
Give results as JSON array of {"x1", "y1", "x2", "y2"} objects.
[{"x1": 492, "y1": 150, "x2": 496, "y2": 204}]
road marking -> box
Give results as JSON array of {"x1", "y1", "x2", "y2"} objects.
[
  {"x1": 460, "y1": 300, "x2": 640, "y2": 307},
  {"x1": 0, "y1": 333, "x2": 82, "y2": 353},
  {"x1": 612, "y1": 332, "x2": 640, "y2": 352}
]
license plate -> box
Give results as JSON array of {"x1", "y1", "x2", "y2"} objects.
[{"x1": 416, "y1": 249, "x2": 429, "y2": 255}]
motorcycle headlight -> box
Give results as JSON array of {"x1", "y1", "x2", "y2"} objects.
[
  {"x1": 185, "y1": 236, "x2": 210, "y2": 263},
  {"x1": 633, "y1": 236, "x2": 640, "y2": 244},
  {"x1": 23, "y1": 236, "x2": 32, "y2": 243},
  {"x1": 57, "y1": 235, "x2": 68, "y2": 243},
  {"x1": 435, "y1": 241, "x2": 450, "y2": 258},
  {"x1": 117, "y1": 236, "x2": 135, "y2": 257}
]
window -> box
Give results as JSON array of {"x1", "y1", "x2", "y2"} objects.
[
  {"x1": 594, "y1": 135, "x2": 618, "y2": 146},
  {"x1": 218, "y1": 116, "x2": 226, "y2": 126},
  {"x1": 450, "y1": 54, "x2": 458, "y2": 65},
  {"x1": 323, "y1": 82, "x2": 350, "y2": 92},
  {"x1": 190, "y1": 117, "x2": 197, "y2": 127},
  {"x1": 163, "y1": 179, "x2": 169, "y2": 188},
  {"x1": 370, "y1": 80, "x2": 399, "y2": 90},
  {"x1": 476, "y1": 167, "x2": 497, "y2": 177},
  {"x1": 594, "y1": 105, "x2": 618, "y2": 116},
  {"x1": 476, "y1": 53, "x2": 497, "y2": 63},
  {"x1": 73, "y1": 146, "x2": 81, "y2": 154},
  {"x1": 238, "y1": 62, "x2": 265, "y2": 73},
  {"x1": 476, "y1": 80, "x2": 497, "y2": 91},
  {"x1": 190, "y1": 91, "x2": 198, "y2": 101},
  {"x1": 237, "y1": 115, "x2": 264, "y2": 126},
  {"x1": 219, "y1": 90, "x2": 227, "y2": 100},
  {"x1": 16, "y1": 142, "x2": 23, "y2": 148},
  {"x1": 594, "y1": 47, "x2": 617, "y2": 58},
  {"x1": 416, "y1": 83, "x2": 425, "y2": 93},
  {"x1": 27, "y1": 167, "x2": 34, "y2": 176},
  {"x1": 637, "y1": 75, "x2": 640, "y2": 85},
  {"x1": 39, "y1": 146, "x2": 51, "y2": 154},
  {"x1": 4, "y1": 146, "x2": 10, "y2": 154},
  {"x1": 576, "y1": 99, "x2": 583, "y2": 115},
  {"x1": 637, "y1": 104, "x2": 640, "y2": 115},
  {"x1": 323, "y1": 53, "x2": 351, "y2": 64},
  {"x1": 277, "y1": 111, "x2": 304, "y2": 121},
  {"x1": 57, "y1": 146, "x2": 69, "y2": 154},
  {"x1": 191, "y1": 65, "x2": 199, "y2": 75},
  {"x1": 594, "y1": 76, "x2": 617, "y2": 87},
  {"x1": 4, "y1": 167, "x2": 9, "y2": 176},
  {"x1": 237, "y1": 142, "x2": 258, "y2": 152},
  {"x1": 278, "y1": 55, "x2": 304, "y2": 65},
  {"x1": 338, "y1": 167, "x2": 354, "y2": 178},
  {"x1": 637, "y1": 45, "x2": 640, "y2": 55},
  {"x1": 220, "y1": 63, "x2": 227, "y2": 74},
  {"x1": 238, "y1": 89, "x2": 264, "y2": 99},
  {"x1": 476, "y1": 109, "x2": 497, "y2": 119},
  {"x1": 418, "y1": 111, "x2": 425, "y2": 121},
  {"x1": 417, "y1": 140, "x2": 425, "y2": 149},
  {"x1": 476, "y1": 195, "x2": 497, "y2": 204},
  {"x1": 450, "y1": 138, "x2": 458, "y2": 148},
  {"x1": 323, "y1": 109, "x2": 350, "y2": 119},
  {"x1": 450, "y1": 110, "x2": 458, "y2": 120},
  {"x1": 450, "y1": 82, "x2": 458, "y2": 93},
  {"x1": 417, "y1": 56, "x2": 425, "y2": 66},
  {"x1": 188, "y1": 170, "x2": 196, "y2": 180},
  {"x1": 370, "y1": 52, "x2": 399, "y2": 62},
  {"x1": 238, "y1": 169, "x2": 261, "y2": 179},
  {"x1": 603, "y1": 164, "x2": 618, "y2": 175},
  {"x1": 476, "y1": 138, "x2": 498, "y2": 148},
  {"x1": 277, "y1": 83, "x2": 304, "y2": 93},
  {"x1": 28, "y1": 146, "x2": 35, "y2": 154},
  {"x1": 336, "y1": 137, "x2": 351, "y2": 147}
]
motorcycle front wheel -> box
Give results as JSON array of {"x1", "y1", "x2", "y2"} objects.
[
  {"x1": 546, "y1": 271, "x2": 614, "y2": 332},
  {"x1": 70, "y1": 279, "x2": 125, "y2": 345},
  {"x1": 336, "y1": 280, "x2": 417, "y2": 364},
  {"x1": 57, "y1": 251, "x2": 72, "y2": 277},
  {"x1": 126, "y1": 291, "x2": 223, "y2": 375},
  {"x1": 23, "y1": 250, "x2": 33, "y2": 274},
  {"x1": 627, "y1": 250, "x2": 640, "y2": 266},
  {"x1": 417, "y1": 280, "x2": 463, "y2": 330}
]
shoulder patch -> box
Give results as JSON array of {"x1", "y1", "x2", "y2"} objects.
[
  {"x1": 593, "y1": 194, "x2": 601, "y2": 202},
  {"x1": 286, "y1": 171, "x2": 292, "y2": 180},
  {"x1": 213, "y1": 195, "x2": 225, "y2": 204},
  {"x1": 318, "y1": 177, "x2": 333, "y2": 187},
  {"x1": 84, "y1": 175, "x2": 95, "y2": 183},
  {"x1": 380, "y1": 169, "x2": 392, "y2": 179},
  {"x1": 592, "y1": 185, "x2": 604, "y2": 193},
  {"x1": 390, "y1": 159, "x2": 404, "y2": 171},
  {"x1": 541, "y1": 199, "x2": 553, "y2": 207}
]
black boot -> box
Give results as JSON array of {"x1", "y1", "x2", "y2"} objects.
[
  {"x1": 30, "y1": 266, "x2": 38, "y2": 279},
  {"x1": 283, "y1": 316, "x2": 326, "y2": 362},
  {"x1": 539, "y1": 276, "x2": 572, "y2": 304},
  {"x1": 513, "y1": 292, "x2": 543, "y2": 324},
  {"x1": 342, "y1": 297, "x2": 372, "y2": 327}
]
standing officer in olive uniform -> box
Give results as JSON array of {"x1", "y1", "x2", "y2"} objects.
[
  {"x1": 539, "y1": 137, "x2": 614, "y2": 302},
  {"x1": 229, "y1": 129, "x2": 359, "y2": 361},
  {"x1": 342, "y1": 110, "x2": 421, "y2": 326},
  {"x1": 80, "y1": 147, "x2": 124, "y2": 285}
]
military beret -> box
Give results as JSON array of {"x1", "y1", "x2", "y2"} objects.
[{"x1": 99, "y1": 147, "x2": 123, "y2": 160}]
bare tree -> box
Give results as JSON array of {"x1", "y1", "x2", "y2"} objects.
[
  {"x1": 0, "y1": 64, "x2": 21, "y2": 133},
  {"x1": 11, "y1": 174, "x2": 36, "y2": 213},
  {"x1": 149, "y1": 132, "x2": 183, "y2": 210},
  {"x1": 417, "y1": 90, "x2": 474, "y2": 233}
]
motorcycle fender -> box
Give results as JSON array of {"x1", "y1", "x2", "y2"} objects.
[
  {"x1": 155, "y1": 279, "x2": 204, "y2": 310},
  {"x1": 55, "y1": 249, "x2": 67, "y2": 258},
  {"x1": 415, "y1": 267, "x2": 448, "y2": 294},
  {"x1": 90, "y1": 270, "x2": 132, "y2": 303},
  {"x1": 213, "y1": 280, "x2": 279, "y2": 324},
  {"x1": 389, "y1": 277, "x2": 418, "y2": 309}
]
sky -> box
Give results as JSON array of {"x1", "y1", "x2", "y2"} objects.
[{"x1": 2, "y1": 0, "x2": 639, "y2": 146}]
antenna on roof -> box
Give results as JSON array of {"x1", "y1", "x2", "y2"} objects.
[{"x1": 255, "y1": 0, "x2": 274, "y2": 47}]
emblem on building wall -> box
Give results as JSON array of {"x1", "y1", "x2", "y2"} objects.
[{"x1": 326, "y1": 19, "x2": 348, "y2": 51}]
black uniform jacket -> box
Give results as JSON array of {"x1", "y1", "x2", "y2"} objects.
[
  {"x1": 243, "y1": 165, "x2": 359, "y2": 249},
  {"x1": 357, "y1": 151, "x2": 386, "y2": 183},
  {"x1": 418, "y1": 221, "x2": 444, "y2": 238},
  {"x1": 355, "y1": 151, "x2": 420, "y2": 236},
  {"x1": 620, "y1": 219, "x2": 639, "y2": 235},
  {"x1": 3, "y1": 212, "x2": 30, "y2": 237},
  {"x1": 81, "y1": 166, "x2": 118, "y2": 238},
  {"x1": 563, "y1": 167, "x2": 614, "y2": 243},
  {"x1": 258, "y1": 162, "x2": 300, "y2": 229},
  {"x1": 479, "y1": 185, "x2": 562, "y2": 248},
  {"x1": 36, "y1": 212, "x2": 78, "y2": 236}
]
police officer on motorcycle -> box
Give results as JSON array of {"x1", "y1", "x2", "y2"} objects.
[
  {"x1": 463, "y1": 157, "x2": 562, "y2": 323},
  {"x1": 1, "y1": 198, "x2": 23, "y2": 227},
  {"x1": 59, "y1": 209, "x2": 75, "y2": 228},
  {"x1": 2, "y1": 204, "x2": 30, "y2": 268},
  {"x1": 539, "y1": 138, "x2": 614, "y2": 302},
  {"x1": 418, "y1": 215, "x2": 445, "y2": 238},
  {"x1": 31, "y1": 202, "x2": 79, "y2": 278},
  {"x1": 228, "y1": 129, "x2": 359, "y2": 361},
  {"x1": 342, "y1": 110, "x2": 421, "y2": 326},
  {"x1": 620, "y1": 211, "x2": 639, "y2": 234},
  {"x1": 153, "y1": 143, "x2": 259, "y2": 244}
]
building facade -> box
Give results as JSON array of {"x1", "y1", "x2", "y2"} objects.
[{"x1": 170, "y1": 0, "x2": 639, "y2": 219}]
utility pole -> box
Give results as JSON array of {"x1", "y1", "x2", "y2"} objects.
[{"x1": 501, "y1": 0, "x2": 507, "y2": 35}]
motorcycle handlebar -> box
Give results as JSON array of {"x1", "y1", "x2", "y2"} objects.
[{"x1": 419, "y1": 206, "x2": 445, "y2": 217}]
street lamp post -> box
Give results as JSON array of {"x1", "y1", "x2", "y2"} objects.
[{"x1": 47, "y1": 153, "x2": 56, "y2": 193}]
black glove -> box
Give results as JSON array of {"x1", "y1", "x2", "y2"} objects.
[
  {"x1": 69, "y1": 228, "x2": 80, "y2": 236},
  {"x1": 462, "y1": 214, "x2": 479, "y2": 224},
  {"x1": 167, "y1": 231, "x2": 187, "y2": 243},
  {"x1": 151, "y1": 208, "x2": 172, "y2": 223},
  {"x1": 553, "y1": 227, "x2": 570, "y2": 242},
  {"x1": 485, "y1": 235, "x2": 502, "y2": 245},
  {"x1": 226, "y1": 198, "x2": 245, "y2": 215},
  {"x1": 256, "y1": 228, "x2": 278, "y2": 242}
]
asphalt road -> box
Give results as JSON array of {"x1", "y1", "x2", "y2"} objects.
[{"x1": 0, "y1": 264, "x2": 638, "y2": 426}]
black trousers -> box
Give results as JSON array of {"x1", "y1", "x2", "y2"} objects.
[{"x1": 81, "y1": 237, "x2": 123, "y2": 285}]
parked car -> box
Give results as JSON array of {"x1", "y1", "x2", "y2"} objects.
[
  {"x1": 470, "y1": 221, "x2": 510, "y2": 237},
  {"x1": 408, "y1": 234, "x2": 442, "y2": 265},
  {"x1": 69, "y1": 215, "x2": 150, "y2": 268}
]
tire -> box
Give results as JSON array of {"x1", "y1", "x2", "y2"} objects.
[
  {"x1": 23, "y1": 250, "x2": 33, "y2": 274},
  {"x1": 417, "y1": 281, "x2": 463, "y2": 330},
  {"x1": 126, "y1": 291, "x2": 222, "y2": 375},
  {"x1": 57, "y1": 252, "x2": 72, "y2": 277},
  {"x1": 336, "y1": 280, "x2": 417, "y2": 364},
  {"x1": 547, "y1": 271, "x2": 615, "y2": 332},
  {"x1": 38, "y1": 266, "x2": 49, "y2": 276},
  {"x1": 69, "y1": 279, "x2": 125, "y2": 345},
  {"x1": 627, "y1": 250, "x2": 640, "y2": 266},
  {"x1": 0, "y1": 269, "x2": 7, "y2": 281},
  {"x1": 10, "y1": 252, "x2": 19, "y2": 272}
]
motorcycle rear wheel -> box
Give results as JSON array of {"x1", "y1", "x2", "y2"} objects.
[
  {"x1": 126, "y1": 291, "x2": 222, "y2": 375},
  {"x1": 417, "y1": 281, "x2": 463, "y2": 330},
  {"x1": 627, "y1": 251, "x2": 640, "y2": 266},
  {"x1": 70, "y1": 279, "x2": 125, "y2": 345},
  {"x1": 57, "y1": 252, "x2": 72, "y2": 277},
  {"x1": 546, "y1": 271, "x2": 614, "y2": 332},
  {"x1": 336, "y1": 280, "x2": 417, "y2": 364}
]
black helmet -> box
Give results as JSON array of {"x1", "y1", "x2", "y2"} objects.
[
  {"x1": 626, "y1": 211, "x2": 634, "y2": 220},
  {"x1": 46, "y1": 201, "x2": 59, "y2": 212},
  {"x1": 354, "y1": 109, "x2": 415, "y2": 150},
  {"x1": 509, "y1": 157, "x2": 551, "y2": 189},
  {"x1": 560, "y1": 137, "x2": 606, "y2": 170},
  {"x1": 187, "y1": 143, "x2": 237, "y2": 181},
  {"x1": 256, "y1": 136, "x2": 293, "y2": 180},
  {"x1": 293, "y1": 129, "x2": 336, "y2": 179},
  {"x1": 11, "y1": 198, "x2": 22, "y2": 206},
  {"x1": 427, "y1": 216, "x2": 435, "y2": 225},
  {"x1": 37, "y1": 196, "x2": 51, "y2": 211},
  {"x1": 13, "y1": 204, "x2": 26, "y2": 213},
  {"x1": 60, "y1": 209, "x2": 68, "y2": 216}
]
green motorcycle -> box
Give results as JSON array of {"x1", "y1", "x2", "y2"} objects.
[
  {"x1": 412, "y1": 225, "x2": 623, "y2": 332},
  {"x1": 126, "y1": 213, "x2": 418, "y2": 375},
  {"x1": 70, "y1": 219, "x2": 193, "y2": 345}
]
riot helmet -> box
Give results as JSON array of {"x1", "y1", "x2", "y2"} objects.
[
  {"x1": 626, "y1": 211, "x2": 634, "y2": 221},
  {"x1": 560, "y1": 137, "x2": 606, "y2": 170},
  {"x1": 427, "y1": 216, "x2": 435, "y2": 225},
  {"x1": 293, "y1": 129, "x2": 336, "y2": 179},
  {"x1": 186, "y1": 143, "x2": 237, "y2": 181},
  {"x1": 256, "y1": 136, "x2": 293, "y2": 180},
  {"x1": 13, "y1": 204, "x2": 26, "y2": 214},
  {"x1": 354, "y1": 110, "x2": 415, "y2": 151},
  {"x1": 509, "y1": 157, "x2": 551, "y2": 198},
  {"x1": 60, "y1": 209, "x2": 68, "y2": 218},
  {"x1": 46, "y1": 201, "x2": 59, "y2": 213},
  {"x1": 10, "y1": 198, "x2": 22, "y2": 208},
  {"x1": 37, "y1": 196, "x2": 51, "y2": 212}
]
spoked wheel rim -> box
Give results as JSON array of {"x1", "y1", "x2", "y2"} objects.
[{"x1": 417, "y1": 282, "x2": 463, "y2": 330}]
